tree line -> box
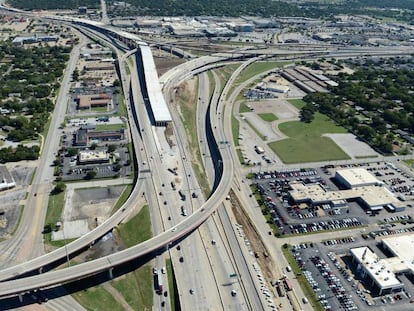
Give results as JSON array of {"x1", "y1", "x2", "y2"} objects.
[{"x1": 301, "y1": 61, "x2": 414, "y2": 155}]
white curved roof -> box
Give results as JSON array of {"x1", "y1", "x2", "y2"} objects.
[{"x1": 140, "y1": 45, "x2": 172, "y2": 124}]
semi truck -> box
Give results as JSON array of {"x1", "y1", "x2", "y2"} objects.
[
  {"x1": 254, "y1": 145, "x2": 265, "y2": 154},
  {"x1": 284, "y1": 278, "x2": 293, "y2": 291},
  {"x1": 178, "y1": 190, "x2": 186, "y2": 201},
  {"x1": 181, "y1": 206, "x2": 187, "y2": 216},
  {"x1": 157, "y1": 274, "x2": 163, "y2": 295},
  {"x1": 276, "y1": 284, "x2": 285, "y2": 297}
]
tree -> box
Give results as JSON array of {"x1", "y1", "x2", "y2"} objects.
[
  {"x1": 107, "y1": 144, "x2": 116, "y2": 153},
  {"x1": 85, "y1": 170, "x2": 97, "y2": 180},
  {"x1": 67, "y1": 148, "x2": 78, "y2": 157},
  {"x1": 72, "y1": 68, "x2": 79, "y2": 81},
  {"x1": 52, "y1": 181, "x2": 66, "y2": 194}
]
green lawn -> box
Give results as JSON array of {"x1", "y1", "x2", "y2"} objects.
[
  {"x1": 95, "y1": 123, "x2": 124, "y2": 131},
  {"x1": 166, "y1": 258, "x2": 180, "y2": 311},
  {"x1": 44, "y1": 192, "x2": 64, "y2": 230},
  {"x1": 287, "y1": 98, "x2": 306, "y2": 109},
  {"x1": 116, "y1": 91, "x2": 127, "y2": 117},
  {"x1": 258, "y1": 113, "x2": 278, "y2": 122},
  {"x1": 239, "y1": 102, "x2": 251, "y2": 113},
  {"x1": 269, "y1": 112, "x2": 350, "y2": 163},
  {"x1": 112, "y1": 265, "x2": 153, "y2": 311},
  {"x1": 235, "y1": 61, "x2": 291, "y2": 85},
  {"x1": 73, "y1": 286, "x2": 124, "y2": 311},
  {"x1": 91, "y1": 106, "x2": 110, "y2": 113},
  {"x1": 231, "y1": 112, "x2": 240, "y2": 147},
  {"x1": 112, "y1": 184, "x2": 133, "y2": 213},
  {"x1": 117, "y1": 205, "x2": 151, "y2": 247}
]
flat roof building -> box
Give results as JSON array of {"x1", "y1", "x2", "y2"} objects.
[
  {"x1": 78, "y1": 151, "x2": 109, "y2": 164},
  {"x1": 335, "y1": 168, "x2": 383, "y2": 188},
  {"x1": 77, "y1": 94, "x2": 112, "y2": 110},
  {"x1": 139, "y1": 45, "x2": 172, "y2": 126},
  {"x1": 74, "y1": 128, "x2": 125, "y2": 146},
  {"x1": 289, "y1": 181, "x2": 404, "y2": 211},
  {"x1": 350, "y1": 246, "x2": 404, "y2": 296}
]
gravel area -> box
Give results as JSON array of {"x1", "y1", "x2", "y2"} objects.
[{"x1": 323, "y1": 133, "x2": 379, "y2": 159}]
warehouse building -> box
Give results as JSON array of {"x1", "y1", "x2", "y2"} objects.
[
  {"x1": 139, "y1": 45, "x2": 172, "y2": 126},
  {"x1": 289, "y1": 182, "x2": 403, "y2": 211},
  {"x1": 289, "y1": 168, "x2": 404, "y2": 211},
  {"x1": 335, "y1": 168, "x2": 384, "y2": 188}
]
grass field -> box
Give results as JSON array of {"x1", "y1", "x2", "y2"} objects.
[
  {"x1": 258, "y1": 113, "x2": 278, "y2": 122},
  {"x1": 117, "y1": 205, "x2": 151, "y2": 247},
  {"x1": 177, "y1": 76, "x2": 210, "y2": 196},
  {"x1": 287, "y1": 98, "x2": 306, "y2": 109},
  {"x1": 269, "y1": 111, "x2": 349, "y2": 163},
  {"x1": 73, "y1": 286, "x2": 124, "y2": 311},
  {"x1": 43, "y1": 191, "x2": 65, "y2": 244},
  {"x1": 95, "y1": 123, "x2": 124, "y2": 131},
  {"x1": 111, "y1": 205, "x2": 153, "y2": 310},
  {"x1": 112, "y1": 184, "x2": 133, "y2": 213},
  {"x1": 235, "y1": 61, "x2": 291, "y2": 85},
  {"x1": 239, "y1": 102, "x2": 251, "y2": 113},
  {"x1": 112, "y1": 265, "x2": 153, "y2": 311},
  {"x1": 166, "y1": 258, "x2": 180, "y2": 311}
]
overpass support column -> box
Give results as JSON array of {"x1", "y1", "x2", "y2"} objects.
[
  {"x1": 38, "y1": 267, "x2": 43, "y2": 274},
  {"x1": 108, "y1": 267, "x2": 114, "y2": 279},
  {"x1": 18, "y1": 293, "x2": 23, "y2": 302}
]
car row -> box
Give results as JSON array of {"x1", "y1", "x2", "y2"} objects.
[
  {"x1": 311, "y1": 255, "x2": 358, "y2": 311},
  {"x1": 287, "y1": 218, "x2": 363, "y2": 235},
  {"x1": 322, "y1": 237, "x2": 355, "y2": 246}
]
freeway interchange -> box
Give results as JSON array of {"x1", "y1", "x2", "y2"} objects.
[{"x1": 0, "y1": 6, "x2": 413, "y2": 311}]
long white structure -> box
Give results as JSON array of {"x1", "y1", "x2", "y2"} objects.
[{"x1": 140, "y1": 45, "x2": 172, "y2": 126}]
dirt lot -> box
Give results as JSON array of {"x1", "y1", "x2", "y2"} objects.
[{"x1": 229, "y1": 190, "x2": 278, "y2": 284}]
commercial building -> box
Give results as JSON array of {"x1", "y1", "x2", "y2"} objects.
[
  {"x1": 12, "y1": 34, "x2": 58, "y2": 45},
  {"x1": 84, "y1": 62, "x2": 115, "y2": 71},
  {"x1": 289, "y1": 167, "x2": 404, "y2": 211},
  {"x1": 351, "y1": 246, "x2": 404, "y2": 296},
  {"x1": 351, "y1": 234, "x2": 414, "y2": 296},
  {"x1": 76, "y1": 94, "x2": 112, "y2": 110},
  {"x1": 74, "y1": 128, "x2": 125, "y2": 146},
  {"x1": 289, "y1": 182, "x2": 403, "y2": 210},
  {"x1": 335, "y1": 168, "x2": 383, "y2": 188},
  {"x1": 78, "y1": 151, "x2": 109, "y2": 164}
]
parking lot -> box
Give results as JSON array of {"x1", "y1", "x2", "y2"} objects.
[
  {"x1": 288, "y1": 231, "x2": 414, "y2": 311},
  {"x1": 252, "y1": 161, "x2": 414, "y2": 237}
]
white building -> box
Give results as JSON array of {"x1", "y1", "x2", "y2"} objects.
[{"x1": 335, "y1": 168, "x2": 383, "y2": 188}]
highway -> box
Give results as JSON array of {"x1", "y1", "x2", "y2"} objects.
[{"x1": 0, "y1": 7, "x2": 412, "y2": 308}]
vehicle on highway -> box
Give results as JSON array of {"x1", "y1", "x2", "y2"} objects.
[
  {"x1": 181, "y1": 206, "x2": 187, "y2": 216},
  {"x1": 178, "y1": 190, "x2": 186, "y2": 201}
]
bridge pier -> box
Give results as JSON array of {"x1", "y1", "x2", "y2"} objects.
[
  {"x1": 38, "y1": 267, "x2": 43, "y2": 274},
  {"x1": 108, "y1": 267, "x2": 114, "y2": 279},
  {"x1": 18, "y1": 293, "x2": 23, "y2": 302}
]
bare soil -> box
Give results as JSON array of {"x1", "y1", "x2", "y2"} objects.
[{"x1": 229, "y1": 190, "x2": 279, "y2": 284}]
